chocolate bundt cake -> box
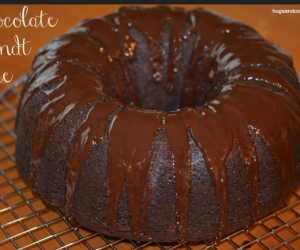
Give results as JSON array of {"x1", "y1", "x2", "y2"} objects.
[{"x1": 15, "y1": 6, "x2": 300, "y2": 243}]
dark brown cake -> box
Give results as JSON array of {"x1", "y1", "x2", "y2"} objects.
[{"x1": 15, "y1": 6, "x2": 300, "y2": 243}]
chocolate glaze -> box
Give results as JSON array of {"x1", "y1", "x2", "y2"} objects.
[
  {"x1": 65, "y1": 101, "x2": 120, "y2": 223},
  {"x1": 164, "y1": 108, "x2": 233, "y2": 241},
  {"x1": 15, "y1": 6, "x2": 300, "y2": 243},
  {"x1": 29, "y1": 74, "x2": 109, "y2": 190},
  {"x1": 106, "y1": 108, "x2": 162, "y2": 241}
]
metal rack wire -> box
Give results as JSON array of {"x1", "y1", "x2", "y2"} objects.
[{"x1": 1, "y1": 79, "x2": 300, "y2": 250}]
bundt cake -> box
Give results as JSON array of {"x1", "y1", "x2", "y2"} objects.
[{"x1": 15, "y1": 6, "x2": 300, "y2": 243}]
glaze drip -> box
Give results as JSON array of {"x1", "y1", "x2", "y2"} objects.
[
  {"x1": 210, "y1": 83, "x2": 300, "y2": 219},
  {"x1": 30, "y1": 75, "x2": 107, "y2": 189},
  {"x1": 106, "y1": 108, "x2": 163, "y2": 241},
  {"x1": 164, "y1": 113, "x2": 191, "y2": 242},
  {"x1": 165, "y1": 108, "x2": 233, "y2": 241},
  {"x1": 21, "y1": 60, "x2": 102, "y2": 111},
  {"x1": 65, "y1": 101, "x2": 120, "y2": 223},
  {"x1": 115, "y1": 6, "x2": 190, "y2": 89}
]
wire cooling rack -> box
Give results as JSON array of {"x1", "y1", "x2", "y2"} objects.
[{"x1": 1, "y1": 79, "x2": 300, "y2": 250}]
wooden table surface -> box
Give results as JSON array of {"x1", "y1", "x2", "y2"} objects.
[{"x1": 0, "y1": 4, "x2": 300, "y2": 250}]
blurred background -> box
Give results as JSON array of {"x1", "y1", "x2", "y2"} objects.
[{"x1": 0, "y1": 4, "x2": 299, "y2": 92}]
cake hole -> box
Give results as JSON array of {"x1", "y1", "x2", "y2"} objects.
[{"x1": 108, "y1": 22, "x2": 224, "y2": 112}]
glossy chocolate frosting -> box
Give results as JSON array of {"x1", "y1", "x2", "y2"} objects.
[{"x1": 15, "y1": 6, "x2": 300, "y2": 243}]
